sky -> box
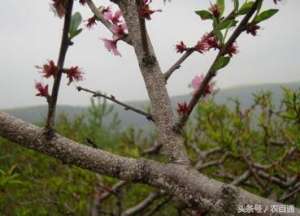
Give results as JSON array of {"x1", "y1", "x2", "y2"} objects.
[{"x1": 0, "y1": 0, "x2": 299, "y2": 109}]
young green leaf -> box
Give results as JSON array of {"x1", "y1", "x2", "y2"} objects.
[
  {"x1": 195, "y1": 10, "x2": 213, "y2": 20},
  {"x1": 213, "y1": 56, "x2": 231, "y2": 71},
  {"x1": 215, "y1": 19, "x2": 237, "y2": 31},
  {"x1": 232, "y1": 0, "x2": 239, "y2": 12},
  {"x1": 238, "y1": 1, "x2": 255, "y2": 15},
  {"x1": 69, "y1": 29, "x2": 82, "y2": 40},
  {"x1": 254, "y1": 9, "x2": 279, "y2": 23},
  {"x1": 217, "y1": 0, "x2": 225, "y2": 15},
  {"x1": 70, "y1": 12, "x2": 82, "y2": 34},
  {"x1": 214, "y1": 29, "x2": 224, "y2": 43}
]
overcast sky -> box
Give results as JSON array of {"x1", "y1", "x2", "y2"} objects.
[{"x1": 0, "y1": 0, "x2": 299, "y2": 109}]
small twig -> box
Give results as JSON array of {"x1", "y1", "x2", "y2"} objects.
[
  {"x1": 174, "y1": 0, "x2": 260, "y2": 132},
  {"x1": 46, "y1": 0, "x2": 74, "y2": 131},
  {"x1": 243, "y1": 154, "x2": 266, "y2": 191},
  {"x1": 144, "y1": 196, "x2": 173, "y2": 216},
  {"x1": 279, "y1": 183, "x2": 300, "y2": 202},
  {"x1": 197, "y1": 147, "x2": 223, "y2": 161},
  {"x1": 163, "y1": 11, "x2": 236, "y2": 82},
  {"x1": 99, "y1": 181, "x2": 128, "y2": 202},
  {"x1": 195, "y1": 152, "x2": 229, "y2": 171},
  {"x1": 141, "y1": 142, "x2": 162, "y2": 156},
  {"x1": 256, "y1": 170, "x2": 295, "y2": 188},
  {"x1": 164, "y1": 48, "x2": 195, "y2": 83},
  {"x1": 230, "y1": 170, "x2": 251, "y2": 186},
  {"x1": 77, "y1": 86, "x2": 153, "y2": 121},
  {"x1": 121, "y1": 191, "x2": 161, "y2": 216}
]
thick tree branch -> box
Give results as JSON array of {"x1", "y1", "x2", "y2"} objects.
[
  {"x1": 117, "y1": 1, "x2": 189, "y2": 163},
  {"x1": 0, "y1": 112, "x2": 299, "y2": 215},
  {"x1": 77, "y1": 86, "x2": 153, "y2": 121},
  {"x1": 46, "y1": 0, "x2": 74, "y2": 130}
]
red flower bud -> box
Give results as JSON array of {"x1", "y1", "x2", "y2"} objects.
[
  {"x1": 177, "y1": 102, "x2": 189, "y2": 115},
  {"x1": 176, "y1": 41, "x2": 187, "y2": 53},
  {"x1": 226, "y1": 42, "x2": 238, "y2": 57},
  {"x1": 86, "y1": 16, "x2": 97, "y2": 29},
  {"x1": 51, "y1": 0, "x2": 67, "y2": 18},
  {"x1": 36, "y1": 60, "x2": 57, "y2": 79},
  {"x1": 66, "y1": 66, "x2": 83, "y2": 85},
  {"x1": 246, "y1": 24, "x2": 260, "y2": 36},
  {"x1": 195, "y1": 33, "x2": 219, "y2": 53},
  {"x1": 79, "y1": 0, "x2": 86, "y2": 5},
  {"x1": 35, "y1": 82, "x2": 50, "y2": 98},
  {"x1": 139, "y1": 4, "x2": 161, "y2": 20},
  {"x1": 209, "y1": 4, "x2": 221, "y2": 18}
]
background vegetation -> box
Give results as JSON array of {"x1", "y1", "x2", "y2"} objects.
[{"x1": 0, "y1": 86, "x2": 299, "y2": 215}]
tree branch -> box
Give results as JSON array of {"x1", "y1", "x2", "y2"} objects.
[
  {"x1": 46, "y1": 0, "x2": 74, "y2": 130},
  {"x1": 117, "y1": 0, "x2": 189, "y2": 163},
  {"x1": 164, "y1": 48, "x2": 195, "y2": 83},
  {"x1": 121, "y1": 191, "x2": 161, "y2": 216},
  {"x1": 1, "y1": 112, "x2": 299, "y2": 215},
  {"x1": 85, "y1": 0, "x2": 132, "y2": 45},
  {"x1": 174, "y1": 0, "x2": 261, "y2": 131},
  {"x1": 163, "y1": 10, "x2": 236, "y2": 82},
  {"x1": 77, "y1": 86, "x2": 153, "y2": 121}
]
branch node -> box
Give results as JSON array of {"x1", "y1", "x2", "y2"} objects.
[{"x1": 142, "y1": 55, "x2": 156, "y2": 68}]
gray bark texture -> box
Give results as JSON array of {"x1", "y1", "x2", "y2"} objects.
[{"x1": 118, "y1": 0, "x2": 189, "y2": 164}]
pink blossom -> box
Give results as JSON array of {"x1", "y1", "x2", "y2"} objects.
[
  {"x1": 103, "y1": 8, "x2": 123, "y2": 25},
  {"x1": 112, "y1": 23, "x2": 128, "y2": 39},
  {"x1": 191, "y1": 74, "x2": 214, "y2": 96},
  {"x1": 195, "y1": 33, "x2": 219, "y2": 53},
  {"x1": 102, "y1": 39, "x2": 121, "y2": 56}
]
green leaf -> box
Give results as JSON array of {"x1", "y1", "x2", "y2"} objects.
[
  {"x1": 238, "y1": 1, "x2": 255, "y2": 15},
  {"x1": 232, "y1": 0, "x2": 239, "y2": 12},
  {"x1": 69, "y1": 28, "x2": 82, "y2": 39},
  {"x1": 213, "y1": 56, "x2": 231, "y2": 71},
  {"x1": 213, "y1": 29, "x2": 223, "y2": 43},
  {"x1": 254, "y1": 9, "x2": 279, "y2": 23},
  {"x1": 195, "y1": 10, "x2": 213, "y2": 20},
  {"x1": 217, "y1": 0, "x2": 225, "y2": 15},
  {"x1": 70, "y1": 12, "x2": 82, "y2": 34},
  {"x1": 215, "y1": 19, "x2": 237, "y2": 31}
]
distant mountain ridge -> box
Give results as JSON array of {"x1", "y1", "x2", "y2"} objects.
[{"x1": 2, "y1": 82, "x2": 299, "y2": 129}]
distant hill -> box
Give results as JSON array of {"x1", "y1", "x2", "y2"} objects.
[{"x1": 2, "y1": 82, "x2": 299, "y2": 129}]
